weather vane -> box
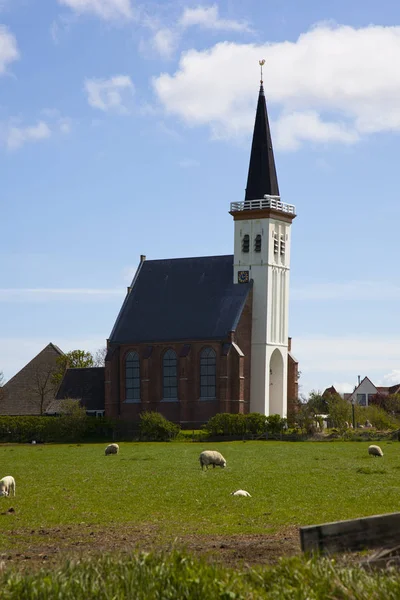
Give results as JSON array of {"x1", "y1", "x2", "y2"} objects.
[{"x1": 259, "y1": 59, "x2": 265, "y2": 84}]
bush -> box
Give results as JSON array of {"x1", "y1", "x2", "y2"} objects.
[
  {"x1": 246, "y1": 413, "x2": 268, "y2": 435},
  {"x1": 139, "y1": 411, "x2": 180, "y2": 441},
  {"x1": 204, "y1": 413, "x2": 246, "y2": 436},
  {"x1": 0, "y1": 415, "x2": 115, "y2": 443},
  {"x1": 266, "y1": 414, "x2": 287, "y2": 435},
  {"x1": 204, "y1": 413, "x2": 279, "y2": 437},
  {"x1": 354, "y1": 404, "x2": 400, "y2": 431}
]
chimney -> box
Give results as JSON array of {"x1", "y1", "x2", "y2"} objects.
[
  {"x1": 358, "y1": 375, "x2": 361, "y2": 385},
  {"x1": 288, "y1": 337, "x2": 292, "y2": 352},
  {"x1": 140, "y1": 254, "x2": 146, "y2": 263}
]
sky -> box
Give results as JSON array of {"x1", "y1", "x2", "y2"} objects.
[{"x1": 2, "y1": 0, "x2": 400, "y2": 398}]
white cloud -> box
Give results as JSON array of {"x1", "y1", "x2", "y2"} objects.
[
  {"x1": 6, "y1": 121, "x2": 51, "y2": 151},
  {"x1": 382, "y1": 370, "x2": 400, "y2": 384},
  {"x1": 296, "y1": 335, "x2": 400, "y2": 374},
  {"x1": 150, "y1": 28, "x2": 177, "y2": 60},
  {"x1": 0, "y1": 336, "x2": 107, "y2": 381},
  {"x1": 331, "y1": 382, "x2": 355, "y2": 395},
  {"x1": 274, "y1": 111, "x2": 358, "y2": 151},
  {"x1": 153, "y1": 24, "x2": 400, "y2": 147},
  {"x1": 179, "y1": 5, "x2": 251, "y2": 33},
  {"x1": 58, "y1": 0, "x2": 133, "y2": 20},
  {"x1": 294, "y1": 335, "x2": 400, "y2": 396},
  {"x1": 0, "y1": 25, "x2": 19, "y2": 74},
  {"x1": 2, "y1": 115, "x2": 71, "y2": 151},
  {"x1": 84, "y1": 75, "x2": 134, "y2": 113},
  {"x1": 292, "y1": 280, "x2": 400, "y2": 301},
  {"x1": 0, "y1": 288, "x2": 123, "y2": 301}
]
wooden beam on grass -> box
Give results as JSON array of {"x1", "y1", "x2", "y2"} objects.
[{"x1": 300, "y1": 512, "x2": 400, "y2": 554}]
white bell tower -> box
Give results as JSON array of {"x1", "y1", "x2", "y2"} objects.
[{"x1": 230, "y1": 73, "x2": 296, "y2": 417}]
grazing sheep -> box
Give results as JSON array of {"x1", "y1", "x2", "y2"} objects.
[
  {"x1": 199, "y1": 450, "x2": 226, "y2": 470},
  {"x1": 0, "y1": 476, "x2": 15, "y2": 497},
  {"x1": 368, "y1": 444, "x2": 383, "y2": 457},
  {"x1": 365, "y1": 420, "x2": 373, "y2": 428},
  {"x1": 105, "y1": 443, "x2": 119, "y2": 456},
  {"x1": 230, "y1": 490, "x2": 251, "y2": 497}
]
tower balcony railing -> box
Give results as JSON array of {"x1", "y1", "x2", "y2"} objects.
[{"x1": 230, "y1": 195, "x2": 296, "y2": 215}]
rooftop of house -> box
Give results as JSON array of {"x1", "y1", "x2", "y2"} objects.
[{"x1": 55, "y1": 367, "x2": 105, "y2": 411}]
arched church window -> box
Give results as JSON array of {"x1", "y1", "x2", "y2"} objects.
[
  {"x1": 273, "y1": 232, "x2": 279, "y2": 254},
  {"x1": 163, "y1": 349, "x2": 178, "y2": 399},
  {"x1": 125, "y1": 351, "x2": 140, "y2": 401},
  {"x1": 254, "y1": 234, "x2": 262, "y2": 252},
  {"x1": 242, "y1": 234, "x2": 250, "y2": 253},
  {"x1": 200, "y1": 347, "x2": 216, "y2": 398},
  {"x1": 280, "y1": 235, "x2": 286, "y2": 255}
]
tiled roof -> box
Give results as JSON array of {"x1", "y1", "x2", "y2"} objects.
[
  {"x1": 109, "y1": 255, "x2": 252, "y2": 344},
  {"x1": 56, "y1": 367, "x2": 105, "y2": 411}
]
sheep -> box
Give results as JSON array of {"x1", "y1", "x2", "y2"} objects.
[
  {"x1": 0, "y1": 476, "x2": 15, "y2": 497},
  {"x1": 199, "y1": 450, "x2": 226, "y2": 470},
  {"x1": 230, "y1": 490, "x2": 251, "y2": 497},
  {"x1": 105, "y1": 443, "x2": 119, "y2": 456},
  {"x1": 368, "y1": 444, "x2": 383, "y2": 457}
]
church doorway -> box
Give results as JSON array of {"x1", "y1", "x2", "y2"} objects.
[{"x1": 269, "y1": 349, "x2": 284, "y2": 416}]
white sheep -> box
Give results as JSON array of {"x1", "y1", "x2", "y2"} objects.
[
  {"x1": 230, "y1": 490, "x2": 251, "y2": 497},
  {"x1": 368, "y1": 444, "x2": 383, "y2": 457},
  {"x1": 0, "y1": 476, "x2": 15, "y2": 497},
  {"x1": 199, "y1": 450, "x2": 226, "y2": 470},
  {"x1": 105, "y1": 443, "x2": 119, "y2": 456}
]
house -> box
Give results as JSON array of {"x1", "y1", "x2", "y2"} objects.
[
  {"x1": 345, "y1": 376, "x2": 400, "y2": 407},
  {"x1": 105, "y1": 78, "x2": 299, "y2": 427},
  {"x1": 49, "y1": 366, "x2": 105, "y2": 417},
  {"x1": 1, "y1": 343, "x2": 63, "y2": 415},
  {"x1": 322, "y1": 386, "x2": 339, "y2": 398}
]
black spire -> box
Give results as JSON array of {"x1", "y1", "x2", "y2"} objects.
[{"x1": 244, "y1": 84, "x2": 279, "y2": 201}]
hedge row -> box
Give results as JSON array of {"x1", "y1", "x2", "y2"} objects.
[
  {"x1": 0, "y1": 416, "x2": 114, "y2": 443},
  {"x1": 204, "y1": 412, "x2": 287, "y2": 437}
]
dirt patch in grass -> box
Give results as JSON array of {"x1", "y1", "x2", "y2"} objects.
[{"x1": 0, "y1": 523, "x2": 300, "y2": 570}]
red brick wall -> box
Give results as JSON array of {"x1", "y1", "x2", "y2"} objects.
[
  {"x1": 287, "y1": 352, "x2": 299, "y2": 409},
  {"x1": 105, "y1": 331, "x2": 252, "y2": 426}
]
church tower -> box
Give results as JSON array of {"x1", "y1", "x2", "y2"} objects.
[{"x1": 230, "y1": 67, "x2": 296, "y2": 417}]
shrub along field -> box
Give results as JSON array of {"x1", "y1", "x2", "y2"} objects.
[{"x1": 0, "y1": 440, "x2": 399, "y2": 541}]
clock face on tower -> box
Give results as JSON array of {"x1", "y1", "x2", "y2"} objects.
[{"x1": 237, "y1": 270, "x2": 250, "y2": 284}]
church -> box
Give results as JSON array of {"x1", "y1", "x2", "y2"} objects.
[{"x1": 104, "y1": 76, "x2": 299, "y2": 428}]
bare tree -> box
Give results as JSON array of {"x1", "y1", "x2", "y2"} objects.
[
  {"x1": 27, "y1": 362, "x2": 58, "y2": 415},
  {"x1": 93, "y1": 347, "x2": 107, "y2": 367}
]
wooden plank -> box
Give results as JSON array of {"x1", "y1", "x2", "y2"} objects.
[{"x1": 300, "y1": 512, "x2": 400, "y2": 554}]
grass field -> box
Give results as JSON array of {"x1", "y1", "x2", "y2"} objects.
[{"x1": 0, "y1": 439, "x2": 398, "y2": 545}]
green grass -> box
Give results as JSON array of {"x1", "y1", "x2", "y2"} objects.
[
  {"x1": 1, "y1": 551, "x2": 400, "y2": 599},
  {"x1": 0, "y1": 440, "x2": 398, "y2": 545}
]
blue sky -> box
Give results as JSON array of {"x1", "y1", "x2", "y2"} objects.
[{"x1": 2, "y1": 0, "x2": 400, "y2": 397}]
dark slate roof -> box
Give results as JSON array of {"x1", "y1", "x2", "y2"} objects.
[
  {"x1": 56, "y1": 367, "x2": 105, "y2": 411},
  {"x1": 245, "y1": 84, "x2": 279, "y2": 201},
  {"x1": 109, "y1": 255, "x2": 252, "y2": 344}
]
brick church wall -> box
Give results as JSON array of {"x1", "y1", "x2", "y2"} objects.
[{"x1": 105, "y1": 295, "x2": 253, "y2": 426}]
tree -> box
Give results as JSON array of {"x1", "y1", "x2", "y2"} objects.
[
  {"x1": 307, "y1": 390, "x2": 329, "y2": 415},
  {"x1": 27, "y1": 362, "x2": 59, "y2": 415},
  {"x1": 52, "y1": 350, "x2": 94, "y2": 388},
  {"x1": 326, "y1": 394, "x2": 352, "y2": 429},
  {"x1": 93, "y1": 347, "x2": 107, "y2": 367}
]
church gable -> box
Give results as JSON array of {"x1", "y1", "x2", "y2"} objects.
[{"x1": 109, "y1": 254, "x2": 252, "y2": 344}]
